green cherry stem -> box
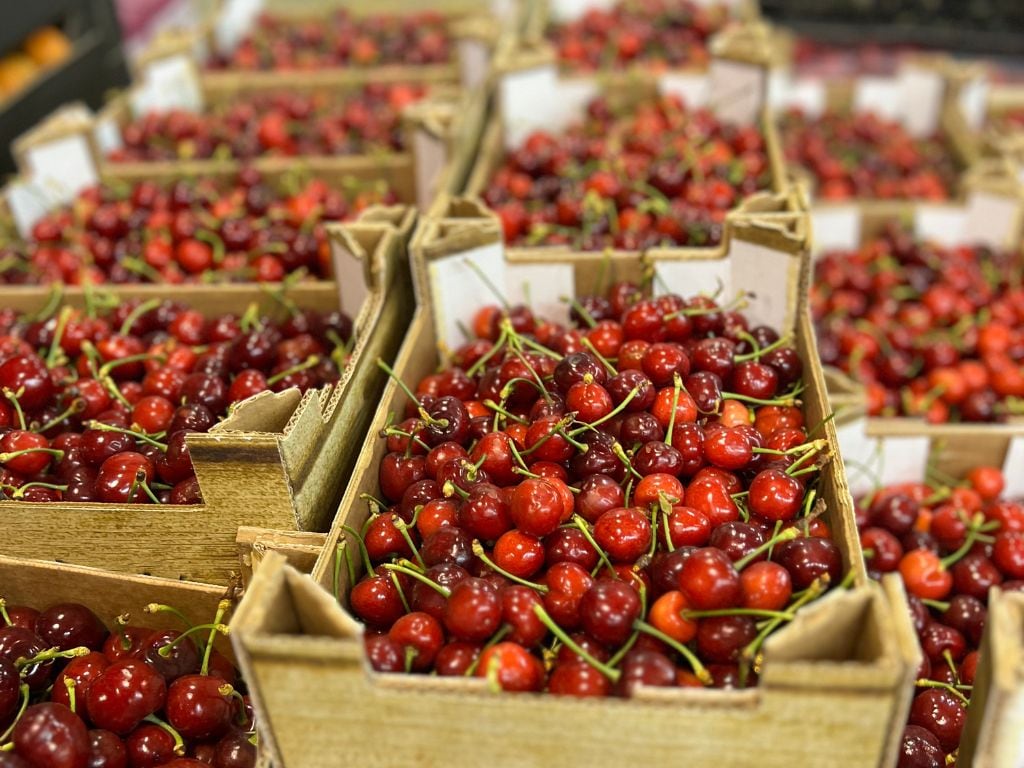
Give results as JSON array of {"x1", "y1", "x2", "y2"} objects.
[
  {"x1": 143, "y1": 714, "x2": 186, "y2": 756},
  {"x1": 2, "y1": 388, "x2": 27, "y2": 431},
  {"x1": 471, "y1": 541, "x2": 549, "y2": 593},
  {"x1": 633, "y1": 619, "x2": 712, "y2": 685},
  {"x1": 735, "y1": 526, "x2": 800, "y2": 571},
  {"x1": 267, "y1": 355, "x2": 320, "y2": 387},
  {"x1": 340, "y1": 525, "x2": 375, "y2": 577},
  {"x1": 733, "y1": 334, "x2": 794, "y2": 363},
  {"x1": 200, "y1": 600, "x2": 232, "y2": 676},
  {"x1": 0, "y1": 684, "x2": 29, "y2": 743},
  {"x1": 118, "y1": 299, "x2": 163, "y2": 336},
  {"x1": 572, "y1": 515, "x2": 617, "y2": 576},
  {"x1": 532, "y1": 603, "x2": 621, "y2": 682},
  {"x1": 381, "y1": 562, "x2": 451, "y2": 598}
]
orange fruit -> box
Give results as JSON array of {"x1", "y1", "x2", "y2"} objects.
[{"x1": 24, "y1": 26, "x2": 72, "y2": 67}]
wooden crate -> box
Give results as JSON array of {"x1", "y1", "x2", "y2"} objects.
[
  {"x1": 457, "y1": 26, "x2": 789, "y2": 223},
  {"x1": 0, "y1": 555, "x2": 235, "y2": 645},
  {"x1": 236, "y1": 527, "x2": 327, "y2": 586},
  {"x1": 958, "y1": 589, "x2": 1024, "y2": 768},
  {"x1": 229, "y1": 197, "x2": 920, "y2": 768},
  {"x1": 805, "y1": 175, "x2": 1024, "y2": 499},
  {"x1": 0, "y1": 206, "x2": 418, "y2": 585}
]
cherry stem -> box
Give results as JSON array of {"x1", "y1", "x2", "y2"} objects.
[
  {"x1": 532, "y1": 603, "x2": 621, "y2": 682},
  {"x1": 36, "y1": 398, "x2": 86, "y2": 433},
  {"x1": 200, "y1": 600, "x2": 231, "y2": 676},
  {"x1": 940, "y1": 516, "x2": 985, "y2": 569},
  {"x1": 157, "y1": 622, "x2": 225, "y2": 658},
  {"x1": 463, "y1": 625, "x2": 511, "y2": 677},
  {"x1": 568, "y1": 386, "x2": 640, "y2": 436},
  {"x1": 0, "y1": 600, "x2": 11, "y2": 626},
  {"x1": 611, "y1": 442, "x2": 645, "y2": 481},
  {"x1": 144, "y1": 603, "x2": 194, "y2": 630},
  {"x1": 579, "y1": 338, "x2": 617, "y2": 377},
  {"x1": 195, "y1": 229, "x2": 226, "y2": 266},
  {"x1": 0, "y1": 684, "x2": 28, "y2": 744},
  {"x1": 0, "y1": 447, "x2": 64, "y2": 464},
  {"x1": 239, "y1": 303, "x2": 264, "y2": 335},
  {"x1": 943, "y1": 649, "x2": 960, "y2": 683},
  {"x1": 64, "y1": 677, "x2": 76, "y2": 714},
  {"x1": 915, "y1": 678, "x2": 971, "y2": 707},
  {"x1": 664, "y1": 373, "x2": 684, "y2": 446},
  {"x1": 98, "y1": 353, "x2": 165, "y2": 380},
  {"x1": 45, "y1": 306, "x2": 74, "y2": 368},
  {"x1": 392, "y1": 515, "x2": 425, "y2": 570},
  {"x1": 381, "y1": 562, "x2": 450, "y2": 598},
  {"x1": 465, "y1": 327, "x2": 509, "y2": 379},
  {"x1": 722, "y1": 392, "x2": 799, "y2": 408},
  {"x1": 560, "y1": 295, "x2": 598, "y2": 329},
  {"x1": 143, "y1": 714, "x2": 186, "y2": 756},
  {"x1": 390, "y1": 571, "x2": 412, "y2": 613},
  {"x1": 267, "y1": 355, "x2": 320, "y2": 387},
  {"x1": 2, "y1": 388, "x2": 27, "y2": 431},
  {"x1": 16, "y1": 645, "x2": 88, "y2": 668},
  {"x1": 735, "y1": 526, "x2": 800, "y2": 571},
  {"x1": 482, "y1": 399, "x2": 527, "y2": 425},
  {"x1": 572, "y1": 515, "x2": 617, "y2": 576},
  {"x1": 633, "y1": 619, "x2": 712, "y2": 685},
  {"x1": 134, "y1": 472, "x2": 163, "y2": 505},
  {"x1": 119, "y1": 299, "x2": 163, "y2": 336},
  {"x1": 376, "y1": 358, "x2": 422, "y2": 411},
  {"x1": 513, "y1": 332, "x2": 563, "y2": 362},
  {"x1": 733, "y1": 334, "x2": 793, "y2": 363},
  {"x1": 9, "y1": 481, "x2": 68, "y2": 499},
  {"x1": 442, "y1": 479, "x2": 470, "y2": 501},
  {"x1": 752, "y1": 439, "x2": 827, "y2": 457},
  {"x1": 472, "y1": 540, "x2": 549, "y2": 593},
  {"x1": 922, "y1": 598, "x2": 951, "y2": 612}
]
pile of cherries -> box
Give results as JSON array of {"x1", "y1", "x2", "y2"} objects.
[
  {"x1": 345, "y1": 280, "x2": 845, "y2": 696},
  {"x1": 1, "y1": 172, "x2": 390, "y2": 286},
  {"x1": 0, "y1": 597, "x2": 253, "y2": 768},
  {"x1": 855, "y1": 465, "x2": 1024, "y2": 767},
  {"x1": 547, "y1": 0, "x2": 726, "y2": 72},
  {"x1": 0, "y1": 296, "x2": 348, "y2": 504},
  {"x1": 780, "y1": 108, "x2": 956, "y2": 200},
  {"x1": 812, "y1": 225, "x2": 1024, "y2": 422},
  {"x1": 483, "y1": 93, "x2": 771, "y2": 249},
  {"x1": 205, "y1": 9, "x2": 451, "y2": 70},
  {"x1": 108, "y1": 84, "x2": 426, "y2": 164}
]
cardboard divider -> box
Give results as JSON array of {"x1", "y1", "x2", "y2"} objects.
[
  {"x1": 236, "y1": 526, "x2": 327, "y2": 586},
  {"x1": 957, "y1": 589, "x2": 1024, "y2": 768},
  {"x1": 0, "y1": 206, "x2": 418, "y2": 586},
  {"x1": 223, "y1": 197, "x2": 919, "y2": 768}
]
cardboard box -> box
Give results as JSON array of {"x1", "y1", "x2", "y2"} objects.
[
  {"x1": 0, "y1": 206, "x2": 417, "y2": 586},
  {"x1": 228, "y1": 197, "x2": 920, "y2": 768},
  {"x1": 807, "y1": 169, "x2": 1024, "y2": 499},
  {"x1": 958, "y1": 589, "x2": 1024, "y2": 768}
]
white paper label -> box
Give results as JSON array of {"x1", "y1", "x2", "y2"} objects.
[
  {"x1": 653, "y1": 259, "x2": 730, "y2": 302},
  {"x1": 836, "y1": 419, "x2": 883, "y2": 498},
  {"x1": 876, "y1": 435, "x2": 931, "y2": 489},
  {"x1": 810, "y1": 206, "x2": 861, "y2": 257},
  {"x1": 215, "y1": 0, "x2": 264, "y2": 54},
  {"x1": 852, "y1": 77, "x2": 903, "y2": 122},
  {"x1": 93, "y1": 115, "x2": 124, "y2": 156},
  {"x1": 413, "y1": 129, "x2": 449, "y2": 212},
  {"x1": 708, "y1": 59, "x2": 765, "y2": 126},
  {"x1": 331, "y1": 239, "x2": 369, "y2": 320},
  {"x1": 658, "y1": 72, "x2": 710, "y2": 109},
  {"x1": 772, "y1": 77, "x2": 827, "y2": 119},
  {"x1": 729, "y1": 239, "x2": 791, "y2": 331},
  {"x1": 506, "y1": 262, "x2": 575, "y2": 328},
  {"x1": 23, "y1": 135, "x2": 98, "y2": 203},
  {"x1": 457, "y1": 38, "x2": 491, "y2": 92},
  {"x1": 897, "y1": 66, "x2": 945, "y2": 138},
  {"x1": 429, "y1": 242, "x2": 506, "y2": 351},
  {"x1": 131, "y1": 55, "x2": 204, "y2": 117},
  {"x1": 501, "y1": 66, "x2": 598, "y2": 150},
  {"x1": 1002, "y1": 437, "x2": 1024, "y2": 497},
  {"x1": 914, "y1": 204, "x2": 966, "y2": 245},
  {"x1": 965, "y1": 191, "x2": 1021, "y2": 248},
  {"x1": 959, "y1": 77, "x2": 989, "y2": 132},
  {"x1": 549, "y1": 0, "x2": 615, "y2": 22},
  {"x1": 6, "y1": 179, "x2": 62, "y2": 238}
]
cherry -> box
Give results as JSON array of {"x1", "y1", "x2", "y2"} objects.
[
  {"x1": 510, "y1": 478, "x2": 564, "y2": 538},
  {"x1": 0, "y1": 658, "x2": 18, "y2": 721},
  {"x1": 776, "y1": 537, "x2": 843, "y2": 590},
  {"x1": 52, "y1": 651, "x2": 109, "y2": 719},
  {"x1": 349, "y1": 575, "x2": 407, "y2": 629},
  {"x1": 434, "y1": 642, "x2": 481, "y2": 677},
  {"x1": 443, "y1": 578, "x2": 500, "y2": 642},
  {"x1": 908, "y1": 688, "x2": 965, "y2": 752},
  {"x1": 88, "y1": 729, "x2": 127, "y2": 768},
  {"x1": 580, "y1": 580, "x2": 641, "y2": 647},
  {"x1": 35, "y1": 603, "x2": 108, "y2": 651},
  {"x1": 474, "y1": 642, "x2": 544, "y2": 692},
  {"x1": 541, "y1": 562, "x2": 594, "y2": 630},
  {"x1": 213, "y1": 730, "x2": 256, "y2": 768},
  {"x1": 13, "y1": 702, "x2": 89, "y2": 768},
  {"x1": 748, "y1": 469, "x2": 803, "y2": 521},
  {"x1": 125, "y1": 723, "x2": 178, "y2": 768},
  {"x1": 592, "y1": 507, "x2": 651, "y2": 563},
  {"x1": 364, "y1": 634, "x2": 403, "y2": 673},
  {"x1": 613, "y1": 649, "x2": 675, "y2": 698},
  {"x1": 547, "y1": 661, "x2": 611, "y2": 698},
  {"x1": 897, "y1": 724, "x2": 944, "y2": 768},
  {"x1": 86, "y1": 659, "x2": 167, "y2": 735},
  {"x1": 0, "y1": 626, "x2": 50, "y2": 690},
  {"x1": 137, "y1": 630, "x2": 200, "y2": 683},
  {"x1": 678, "y1": 548, "x2": 741, "y2": 609},
  {"x1": 696, "y1": 615, "x2": 757, "y2": 664},
  {"x1": 166, "y1": 674, "x2": 234, "y2": 741},
  {"x1": 387, "y1": 612, "x2": 444, "y2": 671}
]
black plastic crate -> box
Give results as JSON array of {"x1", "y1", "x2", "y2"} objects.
[
  {"x1": 761, "y1": 0, "x2": 1024, "y2": 57},
  {"x1": 0, "y1": 0, "x2": 129, "y2": 175}
]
